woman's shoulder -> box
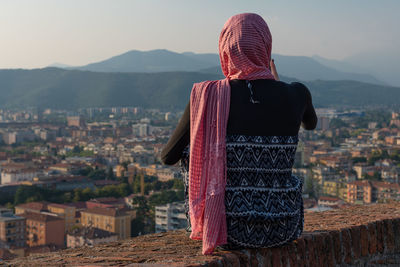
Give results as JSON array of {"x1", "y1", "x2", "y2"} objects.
[
  {"x1": 275, "y1": 81, "x2": 312, "y2": 101},
  {"x1": 287, "y1": 81, "x2": 311, "y2": 94}
]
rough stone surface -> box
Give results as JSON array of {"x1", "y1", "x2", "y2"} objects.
[{"x1": 5, "y1": 202, "x2": 400, "y2": 266}]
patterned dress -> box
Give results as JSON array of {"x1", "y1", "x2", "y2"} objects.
[{"x1": 181, "y1": 134, "x2": 303, "y2": 248}]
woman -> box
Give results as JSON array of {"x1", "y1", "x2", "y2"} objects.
[{"x1": 161, "y1": 13, "x2": 317, "y2": 255}]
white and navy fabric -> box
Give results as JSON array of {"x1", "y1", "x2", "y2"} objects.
[{"x1": 180, "y1": 134, "x2": 303, "y2": 248}]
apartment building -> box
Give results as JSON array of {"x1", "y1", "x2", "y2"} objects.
[
  {"x1": 21, "y1": 212, "x2": 65, "y2": 248},
  {"x1": 80, "y1": 207, "x2": 131, "y2": 240},
  {"x1": 1, "y1": 168, "x2": 38, "y2": 184},
  {"x1": 347, "y1": 180, "x2": 373, "y2": 204},
  {"x1": 322, "y1": 180, "x2": 341, "y2": 197},
  {"x1": 0, "y1": 209, "x2": 26, "y2": 249},
  {"x1": 371, "y1": 181, "x2": 400, "y2": 202},
  {"x1": 47, "y1": 203, "x2": 76, "y2": 232},
  {"x1": 155, "y1": 202, "x2": 187, "y2": 233}
]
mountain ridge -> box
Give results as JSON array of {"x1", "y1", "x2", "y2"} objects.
[{"x1": 48, "y1": 49, "x2": 384, "y2": 85}]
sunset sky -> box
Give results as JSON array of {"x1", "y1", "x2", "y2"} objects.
[{"x1": 1, "y1": 0, "x2": 399, "y2": 69}]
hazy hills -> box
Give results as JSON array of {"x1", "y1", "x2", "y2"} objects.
[
  {"x1": 68, "y1": 49, "x2": 384, "y2": 85},
  {"x1": 0, "y1": 68, "x2": 220, "y2": 110},
  {"x1": 273, "y1": 54, "x2": 383, "y2": 85},
  {"x1": 0, "y1": 67, "x2": 399, "y2": 110},
  {"x1": 75, "y1": 49, "x2": 219, "y2": 73}
]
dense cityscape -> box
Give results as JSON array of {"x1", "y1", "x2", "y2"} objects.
[{"x1": 0, "y1": 105, "x2": 399, "y2": 257}]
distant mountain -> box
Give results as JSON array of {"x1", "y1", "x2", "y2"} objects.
[
  {"x1": 0, "y1": 68, "x2": 399, "y2": 110},
  {"x1": 75, "y1": 49, "x2": 217, "y2": 73},
  {"x1": 56, "y1": 49, "x2": 384, "y2": 85},
  {"x1": 48, "y1": 62, "x2": 73, "y2": 68},
  {"x1": 311, "y1": 55, "x2": 371, "y2": 74},
  {"x1": 343, "y1": 51, "x2": 400, "y2": 87},
  {"x1": 181, "y1": 52, "x2": 220, "y2": 66},
  {"x1": 272, "y1": 54, "x2": 383, "y2": 85}
]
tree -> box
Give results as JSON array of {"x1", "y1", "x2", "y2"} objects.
[
  {"x1": 121, "y1": 161, "x2": 129, "y2": 170},
  {"x1": 117, "y1": 183, "x2": 130, "y2": 197},
  {"x1": 14, "y1": 186, "x2": 44, "y2": 205},
  {"x1": 79, "y1": 166, "x2": 94, "y2": 176},
  {"x1": 72, "y1": 145, "x2": 81, "y2": 154},
  {"x1": 330, "y1": 118, "x2": 348, "y2": 129},
  {"x1": 131, "y1": 217, "x2": 145, "y2": 237},
  {"x1": 352, "y1": 157, "x2": 367, "y2": 164},
  {"x1": 82, "y1": 187, "x2": 95, "y2": 200},
  {"x1": 364, "y1": 172, "x2": 382, "y2": 181},
  {"x1": 172, "y1": 179, "x2": 184, "y2": 191},
  {"x1": 73, "y1": 188, "x2": 84, "y2": 202},
  {"x1": 106, "y1": 166, "x2": 115, "y2": 180},
  {"x1": 63, "y1": 192, "x2": 73, "y2": 203}
]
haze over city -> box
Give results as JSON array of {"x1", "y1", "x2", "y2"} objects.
[{"x1": 1, "y1": 1, "x2": 399, "y2": 79}]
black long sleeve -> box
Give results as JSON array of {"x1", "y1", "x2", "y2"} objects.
[
  {"x1": 297, "y1": 82, "x2": 318, "y2": 130},
  {"x1": 160, "y1": 102, "x2": 190, "y2": 165},
  {"x1": 161, "y1": 80, "x2": 317, "y2": 165}
]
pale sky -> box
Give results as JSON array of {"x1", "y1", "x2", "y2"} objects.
[{"x1": 0, "y1": 0, "x2": 399, "y2": 69}]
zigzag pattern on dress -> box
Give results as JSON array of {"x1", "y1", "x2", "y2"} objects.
[
  {"x1": 225, "y1": 177, "x2": 302, "y2": 220},
  {"x1": 226, "y1": 201, "x2": 303, "y2": 248},
  {"x1": 226, "y1": 135, "x2": 299, "y2": 144},
  {"x1": 180, "y1": 134, "x2": 303, "y2": 248}
]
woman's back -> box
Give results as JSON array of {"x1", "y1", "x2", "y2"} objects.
[
  {"x1": 224, "y1": 79, "x2": 314, "y2": 247},
  {"x1": 227, "y1": 79, "x2": 316, "y2": 136}
]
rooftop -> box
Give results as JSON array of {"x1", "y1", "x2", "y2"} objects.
[
  {"x1": 81, "y1": 207, "x2": 128, "y2": 217},
  {"x1": 15, "y1": 201, "x2": 49, "y2": 212},
  {"x1": 0, "y1": 213, "x2": 25, "y2": 222},
  {"x1": 20, "y1": 211, "x2": 64, "y2": 223},
  {"x1": 5, "y1": 202, "x2": 400, "y2": 266},
  {"x1": 47, "y1": 203, "x2": 74, "y2": 209}
]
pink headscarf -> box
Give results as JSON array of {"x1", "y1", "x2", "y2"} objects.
[{"x1": 189, "y1": 13, "x2": 275, "y2": 255}]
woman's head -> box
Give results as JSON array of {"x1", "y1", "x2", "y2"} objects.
[{"x1": 219, "y1": 13, "x2": 273, "y2": 80}]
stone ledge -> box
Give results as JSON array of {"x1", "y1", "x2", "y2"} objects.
[{"x1": 5, "y1": 202, "x2": 400, "y2": 266}]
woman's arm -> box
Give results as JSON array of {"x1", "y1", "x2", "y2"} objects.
[
  {"x1": 161, "y1": 102, "x2": 190, "y2": 165},
  {"x1": 300, "y1": 84, "x2": 318, "y2": 130}
]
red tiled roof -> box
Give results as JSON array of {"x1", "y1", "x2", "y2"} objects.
[
  {"x1": 81, "y1": 207, "x2": 128, "y2": 217},
  {"x1": 347, "y1": 180, "x2": 371, "y2": 187},
  {"x1": 16, "y1": 202, "x2": 49, "y2": 212},
  {"x1": 65, "y1": 201, "x2": 88, "y2": 210},
  {"x1": 21, "y1": 211, "x2": 64, "y2": 222},
  {"x1": 48, "y1": 203, "x2": 74, "y2": 209},
  {"x1": 371, "y1": 181, "x2": 400, "y2": 190}
]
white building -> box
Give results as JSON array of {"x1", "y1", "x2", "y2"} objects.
[
  {"x1": 1, "y1": 169, "x2": 38, "y2": 184},
  {"x1": 2, "y1": 131, "x2": 36, "y2": 145},
  {"x1": 155, "y1": 202, "x2": 187, "y2": 233},
  {"x1": 2, "y1": 132, "x2": 17, "y2": 145},
  {"x1": 132, "y1": 123, "x2": 152, "y2": 137}
]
